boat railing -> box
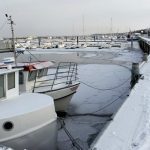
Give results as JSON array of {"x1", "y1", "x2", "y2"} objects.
[{"x1": 32, "y1": 62, "x2": 79, "y2": 92}]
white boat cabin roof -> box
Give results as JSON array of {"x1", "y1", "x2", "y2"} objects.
[
  {"x1": 0, "y1": 93, "x2": 54, "y2": 119},
  {"x1": 0, "y1": 68, "x2": 22, "y2": 75},
  {"x1": 0, "y1": 61, "x2": 54, "y2": 71},
  {"x1": 17, "y1": 61, "x2": 54, "y2": 71}
]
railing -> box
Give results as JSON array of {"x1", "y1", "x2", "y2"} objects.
[{"x1": 32, "y1": 62, "x2": 79, "y2": 92}]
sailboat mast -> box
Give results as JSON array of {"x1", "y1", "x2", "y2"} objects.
[
  {"x1": 110, "y1": 17, "x2": 113, "y2": 35},
  {"x1": 5, "y1": 14, "x2": 17, "y2": 65},
  {"x1": 82, "y1": 15, "x2": 85, "y2": 36}
]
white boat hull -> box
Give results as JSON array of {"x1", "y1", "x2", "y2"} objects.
[
  {"x1": 42, "y1": 83, "x2": 80, "y2": 112},
  {"x1": 19, "y1": 61, "x2": 80, "y2": 112},
  {"x1": 1, "y1": 121, "x2": 57, "y2": 150},
  {"x1": 54, "y1": 93, "x2": 74, "y2": 112},
  {"x1": 0, "y1": 93, "x2": 57, "y2": 150}
]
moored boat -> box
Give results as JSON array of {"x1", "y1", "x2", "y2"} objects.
[
  {"x1": 0, "y1": 60, "x2": 80, "y2": 112},
  {"x1": 0, "y1": 67, "x2": 57, "y2": 150},
  {"x1": 18, "y1": 61, "x2": 80, "y2": 112}
]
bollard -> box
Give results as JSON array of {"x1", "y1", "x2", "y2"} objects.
[
  {"x1": 131, "y1": 36, "x2": 133, "y2": 49},
  {"x1": 131, "y1": 63, "x2": 140, "y2": 88},
  {"x1": 143, "y1": 53, "x2": 148, "y2": 62},
  {"x1": 148, "y1": 30, "x2": 150, "y2": 37},
  {"x1": 38, "y1": 37, "x2": 41, "y2": 47},
  {"x1": 65, "y1": 36, "x2": 67, "y2": 42},
  {"x1": 77, "y1": 36, "x2": 79, "y2": 45}
]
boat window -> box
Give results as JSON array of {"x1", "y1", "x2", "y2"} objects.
[
  {"x1": 43, "y1": 68, "x2": 48, "y2": 76},
  {"x1": 0, "y1": 75, "x2": 5, "y2": 98},
  {"x1": 19, "y1": 71, "x2": 24, "y2": 84},
  {"x1": 3, "y1": 121, "x2": 14, "y2": 131},
  {"x1": 38, "y1": 68, "x2": 48, "y2": 78},
  {"x1": 8, "y1": 72, "x2": 15, "y2": 90},
  {"x1": 38, "y1": 69, "x2": 44, "y2": 78},
  {"x1": 28, "y1": 70, "x2": 37, "y2": 81}
]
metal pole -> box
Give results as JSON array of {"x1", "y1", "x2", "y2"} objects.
[
  {"x1": 5, "y1": 14, "x2": 17, "y2": 65},
  {"x1": 131, "y1": 36, "x2": 133, "y2": 49},
  {"x1": 10, "y1": 16, "x2": 17, "y2": 65},
  {"x1": 77, "y1": 36, "x2": 79, "y2": 45},
  {"x1": 38, "y1": 37, "x2": 41, "y2": 47}
]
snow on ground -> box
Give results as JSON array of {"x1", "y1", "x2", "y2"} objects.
[
  {"x1": 90, "y1": 41, "x2": 150, "y2": 150},
  {"x1": 138, "y1": 137, "x2": 150, "y2": 150},
  {"x1": 130, "y1": 59, "x2": 150, "y2": 150}
]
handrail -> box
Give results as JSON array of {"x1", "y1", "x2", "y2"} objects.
[
  {"x1": 32, "y1": 62, "x2": 79, "y2": 92},
  {"x1": 36, "y1": 74, "x2": 78, "y2": 83},
  {"x1": 33, "y1": 79, "x2": 78, "y2": 89}
]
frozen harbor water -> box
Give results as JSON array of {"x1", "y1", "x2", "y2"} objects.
[
  {"x1": 0, "y1": 42, "x2": 143, "y2": 150},
  {"x1": 69, "y1": 64, "x2": 131, "y2": 114},
  {"x1": 57, "y1": 64, "x2": 131, "y2": 149}
]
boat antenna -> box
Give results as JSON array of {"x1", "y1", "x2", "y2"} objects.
[
  {"x1": 5, "y1": 14, "x2": 17, "y2": 65},
  {"x1": 110, "y1": 17, "x2": 113, "y2": 36},
  {"x1": 82, "y1": 15, "x2": 85, "y2": 37},
  {"x1": 82, "y1": 14, "x2": 86, "y2": 44}
]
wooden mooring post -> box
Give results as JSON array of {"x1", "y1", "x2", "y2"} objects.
[
  {"x1": 131, "y1": 63, "x2": 140, "y2": 88},
  {"x1": 38, "y1": 37, "x2": 41, "y2": 47},
  {"x1": 143, "y1": 53, "x2": 148, "y2": 62},
  {"x1": 77, "y1": 36, "x2": 79, "y2": 45},
  {"x1": 131, "y1": 36, "x2": 133, "y2": 49}
]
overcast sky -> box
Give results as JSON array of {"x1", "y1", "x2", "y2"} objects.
[{"x1": 0, "y1": 0, "x2": 150, "y2": 37}]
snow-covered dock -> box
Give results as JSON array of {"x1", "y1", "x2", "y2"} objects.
[{"x1": 90, "y1": 37, "x2": 150, "y2": 150}]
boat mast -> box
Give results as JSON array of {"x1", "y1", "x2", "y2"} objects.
[
  {"x1": 82, "y1": 15, "x2": 86, "y2": 43},
  {"x1": 110, "y1": 17, "x2": 113, "y2": 36},
  {"x1": 82, "y1": 15, "x2": 85, "y2": 37},
  {"x1": 5, "y1": 14, "x2": 17, "y2": 65}
]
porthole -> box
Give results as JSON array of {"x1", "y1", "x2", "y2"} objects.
[{"x1": 3, "y1": 121, "x2": 14, "y2": 131}]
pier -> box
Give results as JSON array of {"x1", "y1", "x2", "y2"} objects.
[
  {"x1": 90, "y1": 37, "x2": 150, "y2": 150},
  {"x1": 139, "y1": 37, "x2": 150, "y2": 54}
]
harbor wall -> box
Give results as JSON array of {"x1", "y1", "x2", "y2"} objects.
[
  {"x1": 139, "y1": 37, "x2": 150, "y2": 54},
  {"x1": 90, "y1": 37, "x2": 150, "y2": 150}
]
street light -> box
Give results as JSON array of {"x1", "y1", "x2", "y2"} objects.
[{"x1": 5, "y1": 14, "x2": 17, "y2": 65}]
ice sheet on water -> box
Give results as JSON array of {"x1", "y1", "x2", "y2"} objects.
[
  {"x1": 58, "y1": 64, "x2": 131, "y2": 149},
  {"x1": 113, "y1": 50, "x2": 143, "y2": 63},
  {"x1": 69, "y1": 64, "x2": 131, "y2": 114},
  {"x1": 83, "y1": 53, "x2": 97, "y2": 58}
]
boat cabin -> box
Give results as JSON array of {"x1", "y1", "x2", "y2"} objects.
[
  {"x1": 0, "y1": 66, "x2": 58, "y2": 150},
  {"x1": 18, "y1": 61, "x2": 54, "y2": 92},
  {"x1": 0, "y1": 68, "x2": 22, "y2": 100}
]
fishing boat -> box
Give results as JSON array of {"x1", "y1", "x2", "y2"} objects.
[
  {"x1": 0, "y1": 66, "x2": 57, "y2": 150},
  {"x1": 18, "y1": 61, "x2": 80, "y2": 112},
  {"x1": 0, "y1": 59, "x2": 80, "y2": 112}
]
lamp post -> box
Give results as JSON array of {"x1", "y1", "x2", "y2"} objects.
[{"x1": 5, "y1": 14, "x2": 17, "y2": 65}]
